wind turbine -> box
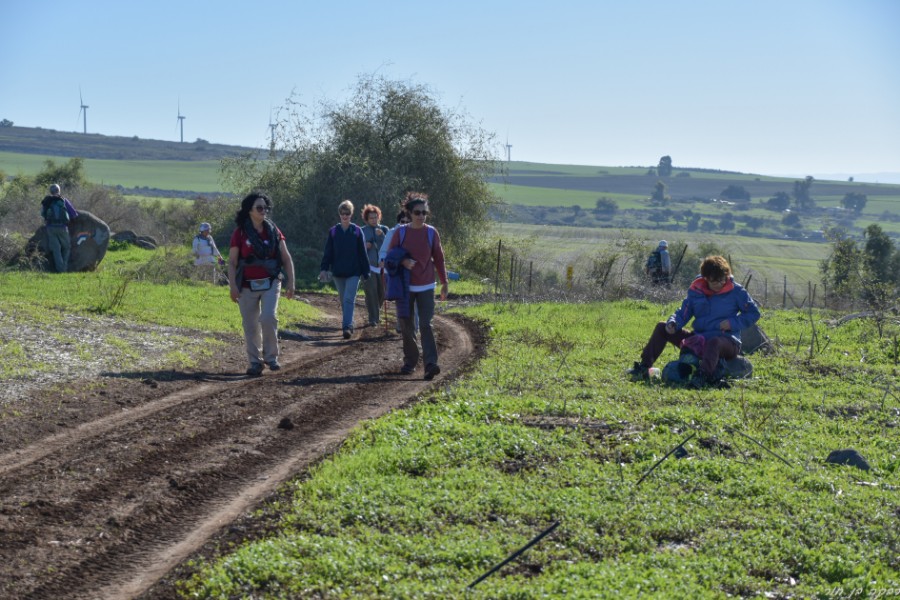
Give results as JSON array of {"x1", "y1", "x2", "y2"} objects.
[
  {"x1": 176, "y1": 100, "x2": 186, "y2": 143},
  {"x1": 505, "y1": 134, "x2": 512, "y2": 163},
  {"x1": 78, "y1": 88, "x2": 89, "y2": 134},
  {"x1": 268, "y1": 109, "x2": 277, "y2": 153}
]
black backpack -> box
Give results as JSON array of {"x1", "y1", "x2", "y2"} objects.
[
  {"x1": 45, "y1": 198, "x2": 70, "y2": 227},
  {"x1": 646, "y1": 250, "x2": 662, "y2": 273}
]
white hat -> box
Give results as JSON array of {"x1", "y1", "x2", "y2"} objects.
[
  {"x1": 658, "y1": 240, "x2": 668, "y2": 248},
  {"x1": 199, "y1": 222, "x2": 211, "y2": 232}
]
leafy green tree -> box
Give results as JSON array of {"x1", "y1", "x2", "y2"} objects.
[
  {"x1": 782, "y1": 212, "x2": 801, "y2": 227},
  {"x1": 862, "y1": 224, "x2": 897, "y2": 285},
  {"x1": 220, "y1": 75, "x2": 500, "y2": 251},
  {"x1": 33, "y1": 158, "x2": 87, "y2": 191},
  {"x1": 650, "y1": 180, "x2": 669, "y2": 204},
  {"x1": 594, "y1": 197, "x2": 617, "y2": 215},
  {"x1": 0, "y1": 119, "x2": 13, "y2": 127},
  {"x1": 718, "y1": 213, "x2": 735, "y2": 233},
  {"x1": 792, "y1": 176, "x2": 815, "y2": 210},
  {"x1": 766, "y1": 192, "x2": 791, "y2": 212},
  {"x1": 840, "y1": 192, "x2": 867, "y2": 214},
  {"x1": 720, "y1": 184, "x2": 750, "y2": 202},
  {"x1": 700, "y1": 219, "x2": 717, "y2": 233},
  {"x1": 657, "y1": 155, "x2": 672, "y2": 177},
  {"x1": 745, "y1": 216, "x2": 765, "y2": 232}
]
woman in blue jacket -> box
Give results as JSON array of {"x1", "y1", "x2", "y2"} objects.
[
  {"x1": 627, "y1": 255, "x2": 760, "y2": 387},
  {"x1": 319, "y1": 200, "x2": 370, "y2": 339}
]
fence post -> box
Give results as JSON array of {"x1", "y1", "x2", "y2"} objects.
[
  {"x1": 509, "y1": 254, "x2": 515, "y2": 296},
  {"x1": 764, "y1": 279, "x2": 768, "y2": 307},
  {"x1": 783, "y1": 276, "x2": 788, "y2": 309},
  {"x1": 495, "y1": 239, "x2": 502, "y2": 297},
  {"x1": 528, "y1": 261, "x2": 533, "y2": 295}
]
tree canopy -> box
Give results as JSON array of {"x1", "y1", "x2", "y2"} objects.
[{"x1": 220, "y1": 75, "x2": 500, "y2": 252}]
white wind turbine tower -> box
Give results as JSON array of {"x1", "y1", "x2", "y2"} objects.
[
  {"x1": 268, "y1": 109, "x2": 277, "y2": 153},
  {"x1": 177, "y1": 100, "x2": 186, "y2": 143},
  {"x1": 505, "y1": 134, "x2": 512, "y2": 163},
  {"x1": 78, "y1": 88, "x2": 89, "y2": 134}
]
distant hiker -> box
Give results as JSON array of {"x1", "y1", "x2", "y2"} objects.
[
  {"x1": 380, "y1": 210, "x2": 416, "y2": 334},
  {"x1": 40, "y1": 183, "x2": 78, "y2": 273},
  {"x1": 386, "y1": 192, "x2": 448, "y2": 380},
  {"x1": 645, "y1": 240, "x2": 671, "y2": 285},
  {"x1": 192, "y1": 222, "x2": 224, "y2": 281},
  {"x1": 360, "y1": 204, "x2": 389, "y2": 326},
  {"x1": 319, "y1": 200, "x2": 370, "y2": 340},
  {"x1": 193, "y1": 222, "x2": 223, "y2": 265},
  {"x1": 627, "y1": 255, "x2": 760, "y2": 388},
  {"x1": 228, "y1": 192, "x2": 295, "y2": 377}
]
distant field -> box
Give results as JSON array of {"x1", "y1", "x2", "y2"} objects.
[
  {"x1": 494, "y1": 222, "x2": 829, "y2": 285},
  {"x1": 0, "y1": 151, "x2": 224, "y2": 192}
]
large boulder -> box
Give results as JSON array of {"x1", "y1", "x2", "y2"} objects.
[{"x1": 28, "y1": 210, "x2": 110, "y2": 272}]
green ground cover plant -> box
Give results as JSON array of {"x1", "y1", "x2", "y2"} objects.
[
  {"x1": 179, "y1": 300, "x2": 900, "y2": 599},
  {"x1": 0, "y1": 245, "x2": 321, "y2": 380}
]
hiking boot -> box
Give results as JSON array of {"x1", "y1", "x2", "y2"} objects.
[
  {"x1": 246, "y1": 363, "x2": 264, "y2": 377},
  {"x1": 342, "y1": 327, "x2": 352, "y2": 339},
  {"x1": 627, "y1": 361, "x2": 650, "y2": 380},
  {"x1": 688, "y1": 371, "x2": 711, "y2": 389},
  {"x1": 266, "y1": 360, "x2": 281, "y2": 371},
  {"x1": 424, "y1": 363, "x2": 441, "y2": 381},
  {"x1": 399, "y1": 364, "x2": 415, "y2": 375}
]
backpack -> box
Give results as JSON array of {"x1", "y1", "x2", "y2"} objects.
[
  {"x1": 661, "y1": 350, "x2": 753, "y2": 386},
  {"x1": 397, "y1": 224, "x2": 435, "y2": 249},
  {"x1": 330, "y1": 224, "x2": 361, "y2": 238},
  {"x1": 646, "y1": 250, "x2": 662, "y2": 273},
  {"x1": 740, "y1": 323, "x2": 772, "y2": 355},
  {"x1": 45, "y1": 198, "x2": 70, "y2": 227}
]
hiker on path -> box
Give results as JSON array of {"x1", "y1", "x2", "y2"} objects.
[
  {"x1": 228, "y1": 192, "x2": 295, "y2": 377},
  {"x1": 627, "y1": 255, "x2": 760, "y2": 388},
  {"x1": 319, "y1": 200, "x2": 370, "y2": 339},
  {"x1": 192, "y1": 222, "x2": 224, "y2": 281},
  {"x1": 385, "y1": 193, "x2": 448, "y2": 380},
  {"x1": 360, "y1": 204, "x2": 389, "y2": 326},
  {"x1": 40, "y1": 183, "x2": 78, "y2": 273},
  {"x1": 645, "y1": 240, "x2": 671, "y2": 285},
  {"x1": 380, "y1": 210, "x2": 416, "y2": 334}
]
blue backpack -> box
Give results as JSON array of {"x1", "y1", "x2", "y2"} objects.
[{"x1": 661, "y1": 351, "x2": 752, "y2": 385}]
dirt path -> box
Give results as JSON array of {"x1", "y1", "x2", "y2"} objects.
[{"x1": 0, "y1": 294, "x2": 484, "y2": 599}]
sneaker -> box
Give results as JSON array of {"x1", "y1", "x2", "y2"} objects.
[
  {"x1": 342, "y1": 328, "x2": 352, "y2": 339},
  {"x1": 246, "y1": 363, "x2": 263, "y2": 377},
  {"x1": 399, "y1": 365, "x2": 415, "y2": 375},
  {"x1": 627, "y1": 361, "x2": 650, "y2": 380},
  {"x1": 424, "y1": 363, "x2": 441, "y2": 381},
  {"x1": 266, "y1": 361, "x2": 281, "y2": 371}
]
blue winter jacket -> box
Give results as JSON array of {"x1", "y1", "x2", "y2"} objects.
[
  {"x1": 668, "y1": 276, "x2": 760, "y2": 346},
  {"x1": 384, "y1": 246, "x2": 411, "y2": 318},
  {"x1": 320, "y1": 224, "x2": 370, "y2": 278}
]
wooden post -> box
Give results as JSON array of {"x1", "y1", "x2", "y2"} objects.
[
  {"x1": 495, "y1": 239, "x2": 502, "y2": 296},
  {"x1": 528, "y1": 261, "x2": 533, "y2": 295},
  {"x1": 509, "y1": 254, "x2": 515, "y2": 295},
  {"x1": 783, "y1": 276, "x2": 788, "y2": 309}
]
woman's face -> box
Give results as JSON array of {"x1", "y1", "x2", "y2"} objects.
[
  {"x1": 251, "y1": 199, "x2": 270, "y2": 221},
  {"x1": 705, "y1": 275, "x2": 728, "y2": 292},
  {"x1": 409, "y1": 203, "x2": 428, "y2": 225},
  {"x1": 366, "y1": 212, "x2": 379, "y2": 226},
  {"x1": 339, "y1": 207, "x2": 352, "y2": 224}
]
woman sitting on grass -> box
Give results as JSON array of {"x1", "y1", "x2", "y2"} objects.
[{"x1": 627, "y1": 255, "x2": 760, "y2": 388}]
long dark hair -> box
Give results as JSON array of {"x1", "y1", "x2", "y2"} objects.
[{"x1": 235, "y1": 191, "x2": 272, "y2": 227}]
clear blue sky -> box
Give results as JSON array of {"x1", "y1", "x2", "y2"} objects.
[{"x1": 3, "y1": 0, "x2": 899, "y2": 181}]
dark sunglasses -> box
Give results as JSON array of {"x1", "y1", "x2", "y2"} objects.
[
  {"x1": 254, "y1": 205, "x2": 270, "y2": 213},
  {"x1": 339, "y1": 211, "x2": 351, "y2": 216},
  {"x1": 412, "y1": 209, "x2": 428, "y2": 216}
]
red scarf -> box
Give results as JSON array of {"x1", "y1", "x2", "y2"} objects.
[{"x1": 689, "y1": 276, "x2": 735, "y2": 297}]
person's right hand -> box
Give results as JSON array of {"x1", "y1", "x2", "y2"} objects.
[
  {"x1": 665, "y1": 322, "x2": 676, "y2": 335},
  {"x1": 401, "y1": 258, "x2": 416, "y2": 270}
]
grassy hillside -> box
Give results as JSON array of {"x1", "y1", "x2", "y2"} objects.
[{"x1": 180, "y1": 301, "x2": 900, "y2": 598}]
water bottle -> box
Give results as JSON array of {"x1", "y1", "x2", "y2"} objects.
[{"x1": 648, "y1": 367, "x2": 661, "y2": 379}]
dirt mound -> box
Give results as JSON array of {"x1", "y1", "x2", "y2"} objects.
[{"x1": 0, "y1": 294, "x2": 484, "y2": 599}]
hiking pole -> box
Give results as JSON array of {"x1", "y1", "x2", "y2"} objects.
[
  {"x1": 669, "y1": 244, "x2": 689, "y2": 284},
  {"x1": 467, "y1": 521, "x2": 560, "y2": 589}
]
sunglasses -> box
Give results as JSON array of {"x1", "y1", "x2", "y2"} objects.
[
  {"x1": 412, "y1": 209, "x2": 428, "y2": 216},
  {"x1": 339, "y1": 211, "x2": 351, "y2": 216},
  {"x1": 254, "y1": 205, "x2": 270, "y2": 213}
]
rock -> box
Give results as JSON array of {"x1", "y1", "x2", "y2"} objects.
[
  {"x1": 825, "y1": 449, "x2": 870, "y2": 471},
  {"x1": 27, "y1": 210, "x2": 110, "y2": 272},
  {"x1": 111, "y1": 230, "x2": 138, "y2": 243},
  {"x1": 134, "y1": 238, "x2": 157, "y2": 250}
]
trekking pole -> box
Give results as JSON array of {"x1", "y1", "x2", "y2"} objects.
[
  {"x1": 670, "y1": 244, "x2": 688, "y2": 283},
  {"x1": 467, "y1": 521, "x2": 560, "y2": 589}
]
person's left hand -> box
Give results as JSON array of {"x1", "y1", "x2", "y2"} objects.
[
  {"x1": 719, "y1": 320, "x2": 732, "y2": 331},
  {"x1": 440, "y1": 282, "x2": 448, "y2": 301}
]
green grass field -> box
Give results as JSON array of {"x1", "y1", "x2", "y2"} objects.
[
  {"x1": 0, "y1": 150, "x2": 225, "y2": 192},
  {"x1": 179, "y1": 300, "x2": 900, "y2": 598}
]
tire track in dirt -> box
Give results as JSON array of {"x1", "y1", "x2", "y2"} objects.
[{"x1": 0, "y1": 301, "x2": 484, "y2": 600}]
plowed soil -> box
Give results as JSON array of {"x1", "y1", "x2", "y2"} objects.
[{"x1": 0, "y1": 294, "x2": 485, "y2": 599}]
